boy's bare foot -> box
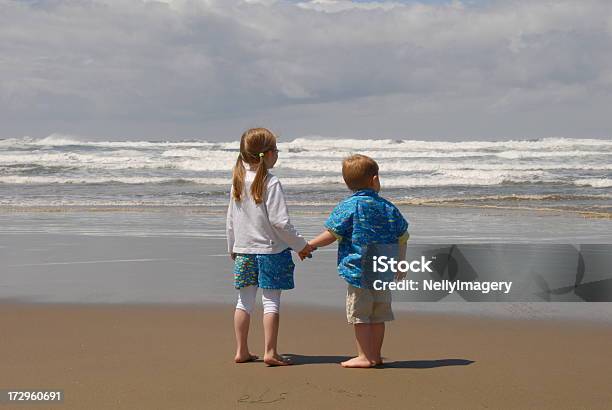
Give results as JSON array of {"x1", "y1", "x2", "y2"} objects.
[
  {"x1": 264, "y1": 354, "x2": 292, "y2": 366},
  {"x1": 234, "y1": 353, "x2": 259, "y2": 363},
  {"x1": 340, "y1": 356, "x2": 376, "y2": 368}
]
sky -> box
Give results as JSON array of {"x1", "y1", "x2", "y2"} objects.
[{"x1": 1, "y1": 0, "x2": 612, "y2": 141}]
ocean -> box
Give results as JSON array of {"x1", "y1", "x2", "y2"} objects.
[
  {"x1": 0, "y1": 134, "x2": 610, "y2": 216},
  {"x1": 1, "y1": 135, "x2": 612, "y2": 319}
]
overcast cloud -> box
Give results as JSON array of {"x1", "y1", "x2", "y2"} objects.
[{"x1": 1, "y1": 0, "x2": 611, "y2": 140}]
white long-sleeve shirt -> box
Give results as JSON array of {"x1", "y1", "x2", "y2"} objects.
[{"x1": 226, "y1": 169, "x2": 307, "y2": 254}]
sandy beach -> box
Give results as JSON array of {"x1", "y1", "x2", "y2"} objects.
[
  {"x1": 2, "y1": 303, "x2": 612, "y2": 409},
  {"x1": 1, "y1": 206, "x2": 612, "y2": 409}
]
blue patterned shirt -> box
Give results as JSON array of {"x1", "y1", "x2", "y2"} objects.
[{"x1": 324, "y1": 189, "x2": 409, "y2": 288}]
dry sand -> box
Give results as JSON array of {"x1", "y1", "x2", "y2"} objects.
[{"x1": 2, "y1": 303, "x2": 612, "y2": 409}]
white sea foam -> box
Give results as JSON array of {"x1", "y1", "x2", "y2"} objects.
[
  {"x1": 2, "y1": 135, "x2": 610, "y2": 151},
  {"x1": 285, "y1": 136, "x2": 612, "y2": 151},
  {"x1": 1, "y1": 138, "x2": 611, "y2": 174},
  {"x1": 0, "y1": 176, "x2": 192, "y2": 184},
  {"x1": 2, "y1": 194, "x2": 611, "y2": 209},
  {"x1": 575, "y1": 178, "x2": 612, "y2": 188},
  {"x1": 2, "y1": 152, "x2": 610, "y2": 173},
  {"x1": 0, "y1": 134, "x2": 227, "y2": 149},
  {"x1": 277, "y1": 159, "x2": 612, "y2": 173},
  {"x1": 0, "y1": 152, "x2": 173, "y2": 170},
  {"x1": 0, "y1": 172, "x2": 594, "y2": 187},
  {"x1": 399, "y1": 193, "x2": 612, "y2": 203},
  {"x1": 0, "y1": 136, "x2": 610, "y2": 200}
]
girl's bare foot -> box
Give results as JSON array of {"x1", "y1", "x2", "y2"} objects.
[
  {"x1": 340, "y1": 356, "x2": 376, "y2": 368},
  {"x1": 264, "y1": 354, "x2": 292, "y2": 366},
  {"x1": 234, "y1": 353, "x2": 259, "y2": 363}
]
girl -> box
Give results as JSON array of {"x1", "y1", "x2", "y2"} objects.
[{"x1": 226, "y1": 127, "x2": 313, "y2": 366}]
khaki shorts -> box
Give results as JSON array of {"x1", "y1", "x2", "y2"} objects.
[{"x1": 346, "y1": 284, "x2": 394, "y2": 324}]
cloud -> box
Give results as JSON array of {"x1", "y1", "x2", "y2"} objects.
[
  {"x1": 296, "y1": 0, "x2": 404, "y2": 12},
  {"x1": 1, "y1": 0, "x2": 611, "y2": 139}
]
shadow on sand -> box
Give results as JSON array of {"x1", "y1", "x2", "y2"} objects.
[{"x1": 284, "y1": 354, "x2": 474, "y2": 368}]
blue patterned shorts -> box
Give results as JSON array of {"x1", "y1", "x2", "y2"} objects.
[{"x1": 233, "y1": 248, "x2": 295, "y2": 290}]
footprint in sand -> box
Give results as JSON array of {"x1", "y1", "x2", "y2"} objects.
[{"x1": 237, "y1": 388, "x2": 287, "y2": 404}]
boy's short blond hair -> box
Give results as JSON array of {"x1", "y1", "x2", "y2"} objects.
[{"x1": 342, "y1": 154, "x2": 379, "y2": 191}]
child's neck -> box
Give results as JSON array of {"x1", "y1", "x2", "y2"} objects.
[{"x1": 354, "y1": 187, "x2": 378, "y2": 194}]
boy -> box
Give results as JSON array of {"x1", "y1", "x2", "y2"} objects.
[{"x1": 302, "y1": 154, "x2": 409, "y2": 368}]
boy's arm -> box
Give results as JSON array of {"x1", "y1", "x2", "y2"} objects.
[
  {"x1": 308, "y1": 230, "x2": 338, "y2": 248},
  {"x1": 298, "y1": 230, "x2": 337, "y2": 260},
  {"x1": 302, "y1": 200, "x2": 351, "y2": 260},
  {"x1": 395, "y1": 232, "x2": 409, "y2": 280},
  {"x1": 399, "y1": 241, "x2": 407, "y2": 260}
]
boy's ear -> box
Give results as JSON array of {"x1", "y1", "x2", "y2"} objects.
[{"x1": 371, "y1": 174, "x2": 381, "y2": 191}]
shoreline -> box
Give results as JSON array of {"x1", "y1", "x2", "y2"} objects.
[
  {"x1": 0, "y1": 202, "x2": 610, "y2": 219},
  {"x1": 2, "y1": 302, "x2": 612, "y2": 409}
]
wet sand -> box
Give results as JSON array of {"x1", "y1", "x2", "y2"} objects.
[{"x1": 1, "y1": 303, "x2": 612, "y2": 409}]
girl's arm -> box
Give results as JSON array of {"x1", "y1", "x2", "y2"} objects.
[
  {"x1": 265, "y1": 180, "x2": 308, "y2": 253},
  {"x1": 226, "y1": 193, "x2": 235, "y2": 259}
]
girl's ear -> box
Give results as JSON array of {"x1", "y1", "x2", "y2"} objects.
[{"x1": 264, "y1": 149, "x2": 277, "y2": 166}]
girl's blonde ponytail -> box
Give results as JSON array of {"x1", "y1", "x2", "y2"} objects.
[
  {"x1": 231, "y1": 154, "x2": 246, "y2": 201},
  {"x1": 251, "y1": 153, "x2": 268, "y2": 205},
  {"x1": 232, "y1": 128, "x2": 277, "y2": 205}
]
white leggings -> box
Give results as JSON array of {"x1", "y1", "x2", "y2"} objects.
[{"x1": 236, "y1": 285, "x2": 281, "y2": 315}]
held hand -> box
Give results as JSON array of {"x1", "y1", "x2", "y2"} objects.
[
  {"x1": 297, "y1": 245, "x2": 310, "y2": 261},
  {"x1": 298, "y1": 243, "x2": 316, "y2": 261}
]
